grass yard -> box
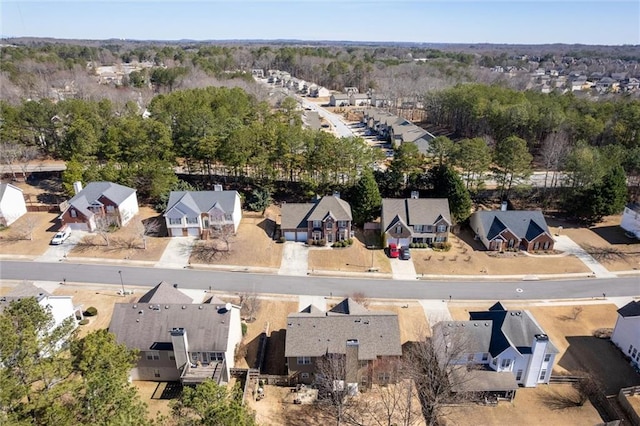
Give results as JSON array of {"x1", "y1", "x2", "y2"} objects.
[
  {"x1": 307, "y1": 230, "x2": 391, "y2": 274},
  {"x1": 189, "y1": 209, "x2": 282, "y2": 268},
  {"x1": 0, "y1": 212, "x2": 60, "y2": 256},
  {"x1": 134, "y1": 381, "x2": 173, "y2": 421},
  {"x1": 368, "y1": 301, "x2": 429, "y2": 344}
]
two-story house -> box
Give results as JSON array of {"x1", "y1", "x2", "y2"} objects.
[
  {"x1": 469, "y1": 210, "x2": 555, "y2": 252},
  {"x1": 108, "y1": 281, "x2": 242, "y2": 384},
  {"x1": 281, "y1": 195, "x2": 352, "y2": 245},
  {"x1": 285, "y1": 298, "x2": 402, "y2": 391},
  {"x1": 164, "y1": 189, "x2": 242, "y2": 238},
  {"x1": 620, "y1": 203, "x2": 640, "y2": 239},
  {"x1": 381, "y1": 197, "x2": 451, "y2": 247},
  {"x1": 433, "y1": 302, "x2": 558, "y2": 400},
  {"x1": 611, "y1": 301, "x2": 640, "y2": 369},
  {"x1": 59, "y1": 181, "x2": 139, "y2": 232}
]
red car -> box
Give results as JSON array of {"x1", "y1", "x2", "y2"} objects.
[{"x1": 388, "y1": 243, "x2": 400, "y2": 258}]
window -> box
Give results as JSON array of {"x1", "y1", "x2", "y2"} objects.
[
  {"x1": 437, "y1": 224, "x2": 447, "y2": 233},
  {"x1": 146, "y1": 351, "x2": 160, "y2": 361},
  {"x1": 633, "y1": 348, "x2": 638, "y2": 358},
  {"x1": 169, "y1": 217, "x2": 181, "y2": 225},
  {"x1": 629, "y1": 345, "x2": 633, "y2": 354},
  {"x1": 435, "y1": 236, "x2": 446, "y2": 243},
  {"x1": 544, "y1": 354, "x2": 551, "y2": 362},
  {"x1": 301, "y1": 373, "x2": 309, "y2": 379},
  {"x1": 186, "y1": 217, "x2": 198, "y2": 225},
  {"x1": 543, "y1": 241, "x2": 550, "y2": 250},
  {"x1": 414, "y1": 225, "x2": 424, "y2": 233},
  {"x1": 153, "y1": 369, "x2": 161, "y2": 378},
  {"x1": 516, "y1": 370, "x2": 523, "y2": 381},
  {"x1": 224, "y1": 214, "x2": 232, "y2": 221},
  {"x1": 539, "y1": 369, "x2": 547, "y2": 381},
  {"x1": 395, "y1": 225, "x2": 402, "y2": 234},
  {"x1": 500, "y1": 358, "x2": 512, "y2": 369},
  {"x1": 191, "y1": 353, "x2": 199, "y2": 362},
  {"x1": 508, "y1": 239, "x2": 515, "y2": 248},
  {"x1": 338, "y1": 221, "x2": 347, "y2": 228},
  {"x1": 533, "y1": 242, "x2": 540, "y2": 250},
  {"x1": 326, "y1": 221, "x2": 333, "y2": 229},
  {"x1": 70, "y1": 209, "x2": 77, "y2": 218},
  {"x1": 482, "y1": 353, "x2": 489, "y2": 361},
  {"x1": 169, "y1": 352, "x2": 175, "y2": 361},
  {"x1": 297, "y1": 356, "x2": 311, "y2": 365},
  {"x1": 209, "y1": 352, "x2": 224, "y2": 361},
  {"x1": 313, "y1": 220, "x2": 321, "y2": 228},
  {"x1": 378, "y1": 372, "x2": 391, "y2": 384},
  {"x1": 106, "y1": 205, "x2": 115, "y2": 213}
]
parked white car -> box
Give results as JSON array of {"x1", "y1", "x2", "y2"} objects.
[{"x1": 50, "y1": 228, "x2": 71, "y2": 245}]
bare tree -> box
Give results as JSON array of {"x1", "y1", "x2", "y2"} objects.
[
  {"x1": 0, "y1": 142, "x2": 21, "y2": 180},
  {"x1": 540, "y1": 129, "x2": 570, "y2": 192},
  {"x1": 210, "y1": 224, "x2": 235, "y2": 252},
  {"x1": 239, "y1": 292, "x2": 261, "y2": 323},
  {"x1": 135, "y1": 218, "x2": 162, "y2": 249},
  {"x1": 365, "y1": 377, "x2": 422, "y2": 426},
  {"x1": 15, "y1": 215, "x2": 38, "y2": 241},
  {"x1": 18, "y1": 145, "x2": 41, "y2": 180},
  {"x1": 314, "y1": 353, "x2": 365, "y2": 426},
  {"x1": 94, "y1": 216, "x2": 116, "y2": 247}
]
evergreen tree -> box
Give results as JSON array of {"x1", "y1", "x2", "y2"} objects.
[
  {"x1": 350, "y1": 168, "x2": 382, "y2": 225},
  {"x1": 425, "y1": 164, "x2": 472, "y2": 223},
  {"x1": 492, "y1": 135, "x2": 532, "y2": 200},
  {"x1": 600, "y1": 165, "x2": 628, "y2": 216}
]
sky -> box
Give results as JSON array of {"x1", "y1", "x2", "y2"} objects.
[{"x1": 1, "y1": 1, "x2": 639, "y2": 45}]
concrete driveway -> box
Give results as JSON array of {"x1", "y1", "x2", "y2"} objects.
[
  {"x1": 390, "y1": 257, "x2": 417, "y2": 280},
  {"x1": 278, "y1": 242, "x2": 309, "y2": 276},
  {"x1": 156, "y1": 236, "x2": 196, "y2": 269},
  {"x1": 554, "y1": 235, "x2": 616, "y2": 278},
  {"x1": 35, "y1": 230, "x2": 89, "y2": 262}
]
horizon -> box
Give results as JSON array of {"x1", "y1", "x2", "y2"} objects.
[{"x1": 2, "y1": 1, "x2": 639, "y2": 46}]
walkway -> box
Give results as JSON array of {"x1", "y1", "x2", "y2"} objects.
[
  {"x1": 418, "y1": 299, "x2": 453, "y2": 326},
  {"x1": 155, "y1": 236, "x2": 196, "y2": 269},
  {"x1": 554, "y1": 235, "x2": 617, "y2": 278},
  {"x1": 390, "y1": 258, "x2": 417, "y2": 280},
  {"x1": 278, "y1": 242, "x2": 309, "y2": 276}
]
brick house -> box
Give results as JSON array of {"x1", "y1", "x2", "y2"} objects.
[
  {"x1": 381, "y1": 197, "x2": 451, "y2": 247},
  {"x1": 280, "y1": 195, "x2": 352, "y2": 245},
  {"x1": 469, "y1": 210, "x2": 554, "y2": 252}
]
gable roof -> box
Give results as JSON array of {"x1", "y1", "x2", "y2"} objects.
[
  {"x1": 472, "y1": 211, "x2": 551, "y2": 241},
  {"x1": 617, "y1": 301, "x2": 640, "y2": 318},
  {"x1": 138, "y1": 281, "x2": 193, "y2": 305},
  {"x1": 382, "y1": 198, "x2": 451, "y2": 232},
  {"x1": 281, "y1": 196, "x2": 352, "y2": 230},
  {"x1": 469, "y1": 302, "x2": 558, "y2": 357},
  {"x1": 109, "y1": 302, "x2": 234, "y2": 352},
  {"x1": 164, "y1": 191, "x2": 239, "y2": 217},
  {"x1": 285, "y1": 298, "x2": 402, "y2": 360},
  {"x1": 64, "y1": 181, "x2": 135, "y2": 219}
]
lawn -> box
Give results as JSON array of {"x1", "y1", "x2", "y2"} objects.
[
  {"x1": 368, "y1": 301, "x2": 429, "y2": 344},
  {"x1": 0, "y1": 212, "x2": 60, "y2": 256},
  {"x1": 307, "y1": 230, "x2": 391, "y2": 274}
]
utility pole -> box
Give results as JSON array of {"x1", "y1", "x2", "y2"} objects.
[{"x1": 118, "y1": 270, "x2": 125, "y2": 296}]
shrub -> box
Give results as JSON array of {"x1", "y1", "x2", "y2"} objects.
[
  {"x1": 79, "y1": 319, "x2": 90, "y2": 325},
  {"x1": 318, "y1": 239, "x2": 326, "y2": 246},
  {"x1": 422, "y1": 243, "x2": 429, "y2": 248},
  {"x1": 278, "y1": 236, "x2": 286, "y2": 243},
  {"x1": 241, "y1": 322, "x2": 248, "y2": 336},
  {"x1": 347, "y1": 239, "x2": 353, "y2": 246},
  {"x1": 84, "y1": 306, "x2": 98, "y2": 317},
  {"x1": 409, "y1": 243, "x2": 416, "y2": 248}
]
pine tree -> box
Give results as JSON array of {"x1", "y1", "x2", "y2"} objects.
[
  {"x1": 425, "y1": 164, "x2": 472, "y2": 223},
  {"x1": 600, "y1": 165, "x2": 628, "y2": 216},
  {"x1": 350, "y1": 168, "x2": 382, "y2": 226}
]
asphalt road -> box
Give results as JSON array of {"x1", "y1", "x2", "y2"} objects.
[{"x1": 1, "y1": 261, "x2": 638, "y2": 300}]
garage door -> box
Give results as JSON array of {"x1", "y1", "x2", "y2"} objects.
[
  {"x1": 296, "y1": 232, "x2": 308, "y2": 242},
  {"x1": 284, "y1": 231, "x2": 296, "y2": 241},
  {"x1": 68, "y1": 222, "x2": 89, "y2": 231},
  {"x1": 187, "y1": 227, "x2": 200, "y2": 237}
]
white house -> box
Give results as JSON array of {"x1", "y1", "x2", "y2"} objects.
[
  {"x1": 0, "y1": 183, "x2": 27, "y2": 227},
  {"x1": 611, "y1": 301, "x2": 640, "y2": 369},
  {"x1": 433, "y1": 302, "x2": 558, "y2": 399},
  {"x1": 164, "y1": 189, "x2": 242, "y2": 237},
  {"x1": 621, "y1": 203, "x2": 640, "y2": 239}
]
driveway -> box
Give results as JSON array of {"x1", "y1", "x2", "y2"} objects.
[
  {"x1": 155, "y1": 237, "x2": 196, "y2": 269},
  {"x1": 554, "y1": 235, "x2": 617, "y2": 278},
  {"x1": 390, "y1": 257, "x2": 417, "y2": 280},
  {"x1": 278, "y1": 242, "x2": 309, "y2": 276},
  {"x1": 35, "y1": 230, "x2": 89, "y2": 262}
]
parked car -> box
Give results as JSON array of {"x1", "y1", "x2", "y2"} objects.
[
  {"x1": 388, "y1": 243, "x2": 400, "y2": 258},
  {"x1": 50, "y1": 228, "x2": 71, "y2": 245},
  {"x1": 400, "y1": 246, "x2": 411, "y2": 260}
]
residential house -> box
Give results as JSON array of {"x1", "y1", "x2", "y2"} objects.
[
  {"x1": 620, "y1": 203, "x2": 640, "y2": 239},
  {"x1": 164, "y1": 189, "x2": 242, "y2": 237},
  {"x1": 308, "y1": 85, "x2": 331, "y2": 98},
  {"x1": 330, "y1": 93, "x2": 350, "y2": 107},
  {"x1": 470, "y1": 210, "x2": 555, "y2": 252},
  {"x1": 349, "y1": 93, "x2": 370, "y2": 106},
  {"x1": 595, "y1": 77, "x2": 619, "y2": 92},
  {"x1": 433, "y1": 302, "x2": 558, "y2": 399},
  {"x1": 0, "y1": 183, "x2": 27, "y2": 226},
  {"x1": 0, "y1": 282, "x2": 82, "y2": 344},
  {"x1": 381, "y1": 197, "x2": 451, "y2": 247},
  {"x1": 59, "y1": 181, "x2": 139, "y2": 231},
  {"x1": 108, "y1": 281, "x2": 242, "y2": 384},
  {"x1": 343, "y1": 86, "x2": 359, "y2": 95},
  {"x1": 611, "y1": 301, "x2": 640, "y2": 369},
  {"x1": 620, "y1": 78, "x2": 640, "y2": 92},
  {"x1": 285, "y1": 298, "x2": 402, "y2": 390},
  {"x1": 280, "y1": 195, "x2": 352, "y2": 244},
  {"x1": 304, "y1": 110, "x2": 322, "y2": 131}
]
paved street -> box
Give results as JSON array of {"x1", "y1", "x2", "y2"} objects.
[{"x1": 1, "y1": 260, "x2": 638, "y2": 300}]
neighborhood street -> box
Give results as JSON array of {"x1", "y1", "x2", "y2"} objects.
[{"x1": 1, "y1": 260, "x2": 638, "y2": 300}]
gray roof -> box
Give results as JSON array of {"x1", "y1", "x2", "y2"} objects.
[
  {"x1": 472, "y1": 210, "x2": 551, "y2": 241},
  {"x1": 281, "y1": 196, "x2": 352, "y2": 230},
  {"x1": 138, "y1": 281, "x2": 193, "y2": 305},
  {"x1": 285, "y1": 298, "x2": 402, "y2": 360},
  {"x1": 626, "y1": 203, "x2": 640, "y2": 214},
  {"x1": 433, "y1": 320, "x2": 493, "y2": 353},
  {"x1": 305, "y1": 111, "x2": 321, "y2": 130},
  {"x1": 469, "y1": 302, "x2": 558, "y2": 357},
  {"x1": 109, "y1": 302, "x2": 234, "y2": 352},
  {"x1": 382, "y1": 198, "x2": 451, "y2": 232},
  {"x1": 164, "y1": 190, "x2": 239, "y2": 217},
  {"x1": 0, "y1": 282, "x2": 50, "y2": 312},
  {"x1": 617, "y1": 301, "x2": 640, "y2": 318},
  {"x1": 64, "y1": 182, "x2": 136, "y2": 219}
]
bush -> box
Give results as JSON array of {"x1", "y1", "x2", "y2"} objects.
[
  {"x1": 409, "y1": 243, "x2": 416, "y2": 248},
  {"x1": 422, "y1": 243, "x2": 428, "y2": 248},
  {"x1": 241, "y1": 322, "x2": 248, "y2": 336},
  {"x1": 84, "y1": 306, "x2": 98, "y2": 317},
  {"x1": 318, "y1": 239, "x2": 326, "y2": 246},
  {"x1": 278, "y1": 236, "x2": 286, "y2": 243},
  {"x1": 79, "y1": 319, "x2": 90, "y2": 325},
  {"x1": 433, "y1": 242, "x2": 452, "y2": 252},
  {"x1": 347, "y1": 239, "x2": 353, "y2": 246}
]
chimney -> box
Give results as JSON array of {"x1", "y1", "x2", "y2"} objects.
[
  {"x1": 411, "y1": 191, "x2": 419, "y2": 199},
  {"x1": 73, "y1": 181, "x2": 83, "y2": 195},
  {"x1": 170, "y1": 328, "x2": 190, "y2": 369},
  {"x1": 522, "y1": 333, "x2": 550, "y2": 387},
  {"x1": 213, "y1": 184, "x2": 223, "y2": 191},
  {"x1": 500, "y1": 201, "x2": 508, "y2": 211},
  {"x1": 345, "y1": 339, "x2": 359, "y2": 391}
]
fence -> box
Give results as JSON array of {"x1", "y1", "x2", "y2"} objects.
[
  {"x1": 619, "y1": 386, "x2": 640, "y2": 426},
  {"x1": 27, "y1": 205, "x2": 60, "y2": 213}
]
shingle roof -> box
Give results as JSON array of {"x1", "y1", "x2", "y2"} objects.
[
  {"x1": 285, "y1": 298, "x2": 402, "y2": 360},
  {"x1": 617, "y1": 301, "x2": 640, "y2": 318},
  {"x1": 0, "y1": 282, "x2": 50, "y2": 312},
  {"x1": 433, "y1": 320, "x2": 493, "y2": 353},
  {"x1": 164, "y1": 191, "x2": 239, "y2": 217},
  {"x1": 109, "y1": 303, "x2": 233, "y2": 352},
  {"x1": 64, "y1": 182, "x2": 136, "y2": 219},
  {"x1": 281, "y1": 196, "x2": 352, "y2": 230},
  {"x1": 626, "y1": 203, "x2": 640, "y2": 214},
  {"x1": 382, "y1": 198, "x2": 451, "y2": 232},
  {"x1": 472, "y1": 211, "x2": 551, "y2": 242},
  {"x1": 138, "y1": 281, "x2": 193, "y2": 305}
]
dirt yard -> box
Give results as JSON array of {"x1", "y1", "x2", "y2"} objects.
[
  {"x1": 413, "y1": 231, "x2": 591, "y2": 276},
  {"x1": 307, "y1": 230, "x2": 391, "y2": 274},
  {"x1": 69, "y1": 207, "x2": 170, "y2": 262},
  {"x1": 548, "y1": 215, "x2": 640, "y2": 272},
  {"x1": 368, "y1": 301, "x2": 429, "y2": 344},
  {"x1": 449, "y1": 302, "x2": 640, "y2": 395},
  {"x1": 189, "y1": 208, "x2": 283, "y2": 268},
  {"x1": 134, "y1": 381, "x2": 173, "y2": 420},
  {"x1": 0, "y1": 212, "x2": 60, "y2": 256}
]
